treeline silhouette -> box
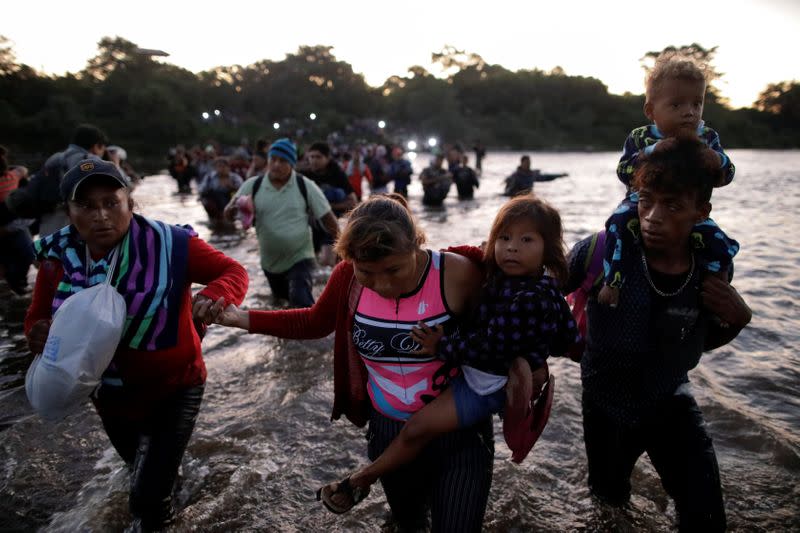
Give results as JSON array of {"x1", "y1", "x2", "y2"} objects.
[{"x1": 1, "y1": 37, "x2": 798, "y2": 170}]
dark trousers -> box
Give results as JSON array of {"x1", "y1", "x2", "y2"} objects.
[
  {"x1": 263, "y1": 258, "x2": 315, "y2": 308},
  {"x1": 200, "y1": 190, "x2": 232, "y2": 221},
  {"x1": 394, "y1": 179, "x2": 409, "y2": 198},
  {"x1": 422, "y1": 183, "x2": 451, "y2": 207},
  {"x1": 582, "y1": 391, "x2": 726, "y2": 532},
  {"x1": 367, "y1": 409, "x2": 494, "y2": 533},
  {"x1": 97, "y1": 384, "x2": 205, "y2": 529},
  {"x1": 0, "y1": 228, "x2": 34, "y2": 294},
  {"x1": 174, "y1": 174, "x2": 192, "y2": 193}
]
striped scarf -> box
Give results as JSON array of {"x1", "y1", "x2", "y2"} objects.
[{"x1": 34, "y1": 213, "x2": 196, "y2": 351}]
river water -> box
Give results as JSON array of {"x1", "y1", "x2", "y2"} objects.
[{"x1": 1, "y1": 150, "x2": 798, "y2": 532}]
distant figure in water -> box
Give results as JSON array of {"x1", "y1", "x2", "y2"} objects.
[
  {"x1": 0, "y1": 145, "x2": 34, "y2": 294},
  {"x1": 169, "y1": 146, "x2": 198, "y2": 194},
  {"x1": 199, "y1": 157, "x2": 243, "y2": 227},
  {"x1": 452, "y1": 154, "x2": 480, "y2": 200},
  {"x1": 343, "y1": 148, "x2": 373, "y2": 201},
  {"x1": 420, "y1": 153, "x2": 452, "y2": 207},
  {"x1": 504, "y1": 155, "x2": 540, "y2": 196},
  {"x1": 473, "y1": 140, "x2": 486, "y2": 172}
]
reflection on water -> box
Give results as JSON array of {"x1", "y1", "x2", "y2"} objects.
[{"x1": 1, "y1": 150, "x2": 799, "y2": 531}]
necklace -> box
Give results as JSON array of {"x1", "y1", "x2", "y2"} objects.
[{"x1": 640, "y1": 250, "x2": 694, "y2": 297}]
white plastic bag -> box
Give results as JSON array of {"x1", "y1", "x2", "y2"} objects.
[{"x1": 26, "y1": 246, "x2": 126, "y2": 420}]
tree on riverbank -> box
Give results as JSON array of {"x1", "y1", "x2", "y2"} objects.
[{"x1": 0, "y1": 37, "x2": 797, "y2": 170}]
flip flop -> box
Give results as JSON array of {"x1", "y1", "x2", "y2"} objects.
[{"x1": 316, "y1": 476, "x2": 370, "y2": 514}]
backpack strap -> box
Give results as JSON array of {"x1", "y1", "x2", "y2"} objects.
[
  {"x1": 295, "y1": 173, "x2": 311, "y2": 213},
  {"x1": 581, "y1": 230, "x2": 606, "y2": 292},
  {"x1": 250, "y1": 174, "x2": 264, "y2": 226},
  {"x1": 565, "y1": 230, "x2": 607, "y2": 362},
  {"x1": 295, "y1": 174, "x2": 321, "y2": 229}
]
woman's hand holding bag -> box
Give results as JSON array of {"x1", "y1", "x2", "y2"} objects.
[{"x1": 25, "y1": 246, "x2": 127, "y2": 420}]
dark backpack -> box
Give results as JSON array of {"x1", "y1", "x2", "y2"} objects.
[{"x1": 5, "y1": 148, "x2": 86, "y2": 219}]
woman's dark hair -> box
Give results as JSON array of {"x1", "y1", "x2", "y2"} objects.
[
  {"x1": 483, "y1": 195, "x2": 568, "y2": 286},
  {"x1": 335, "y1": 194, "x2": 425, "y2": 262},
  {"x1": 632, "y1": 136, "x2": 721, "y2": 204}
]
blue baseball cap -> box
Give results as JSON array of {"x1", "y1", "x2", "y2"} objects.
[{"x1": 61, "y1": 159, "x2": 132, "y2": 202}]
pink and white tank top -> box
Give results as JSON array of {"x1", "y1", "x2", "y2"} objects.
[{"x1": 353, "y1": 250, "x2": 456, "y2": 420}]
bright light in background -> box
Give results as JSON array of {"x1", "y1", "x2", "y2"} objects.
[
  {"x1": 378, "y1": 120, "x2": 386, "y2": 129},
  {"x1": 273, "y1": 122, "x2": 280, "y2": 130},
  {"x1": 407, "y1": 140, "x2": 417, "y2": 151},
  {"x1": 427, "y1": 137, "x2": 438, "y2": 147},
  {"x1": 309, "y1": 113, "x2": 317, "y2": 120},
  {"x1": 201, "y1": 112, "x2": 209, "y2": 120},
  {"x1": 213, "y1": 109, "x2": 221, "y2": 116},
  {"x1": 407, "y1": 151, "x2": 418, "y2": 161}
]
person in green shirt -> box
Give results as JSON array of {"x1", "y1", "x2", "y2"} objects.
[{"x1": 225, "y1": 138, "x2": 339, "y2": 307}]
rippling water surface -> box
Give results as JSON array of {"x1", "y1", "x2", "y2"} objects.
[{"x1": 1, "y1": 150, "x2": 798, "y2": 531}]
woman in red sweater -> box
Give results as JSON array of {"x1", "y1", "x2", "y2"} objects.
[
  {"x1": 24, "y1": 159, "x2": 248, "y2": 530},
  {"x1": 212, "y1": 194, "x2": 531, "y2": 532}
]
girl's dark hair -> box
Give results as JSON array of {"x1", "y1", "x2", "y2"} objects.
[
  {"x1": 632, "y1": 136, "x2": 721, "y2": 204},
  {"x1": 0, "y1": 145, "x2": 7, "y2": 174},
  {"x1": 335, "y1": 194, "x2": 425, "y2": 262},
  {"x1": 483, "y1": 195, "x2": 569, "y2": 286}
]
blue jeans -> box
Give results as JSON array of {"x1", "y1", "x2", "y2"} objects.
[
  {"x1": 263, "y1": 258, "x2": 315, "y2": 308},
  {"x1": 582, "y1": 390, "x2": 726, "y2": 532}
]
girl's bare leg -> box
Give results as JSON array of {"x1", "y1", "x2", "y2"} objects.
[{"x1": 350, "y1": 387, "x2": 460, "y2": 490}]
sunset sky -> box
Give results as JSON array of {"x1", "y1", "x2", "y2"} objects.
[{"x1": 4, "y1": 0, "x2": 799, "y2": 109}]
